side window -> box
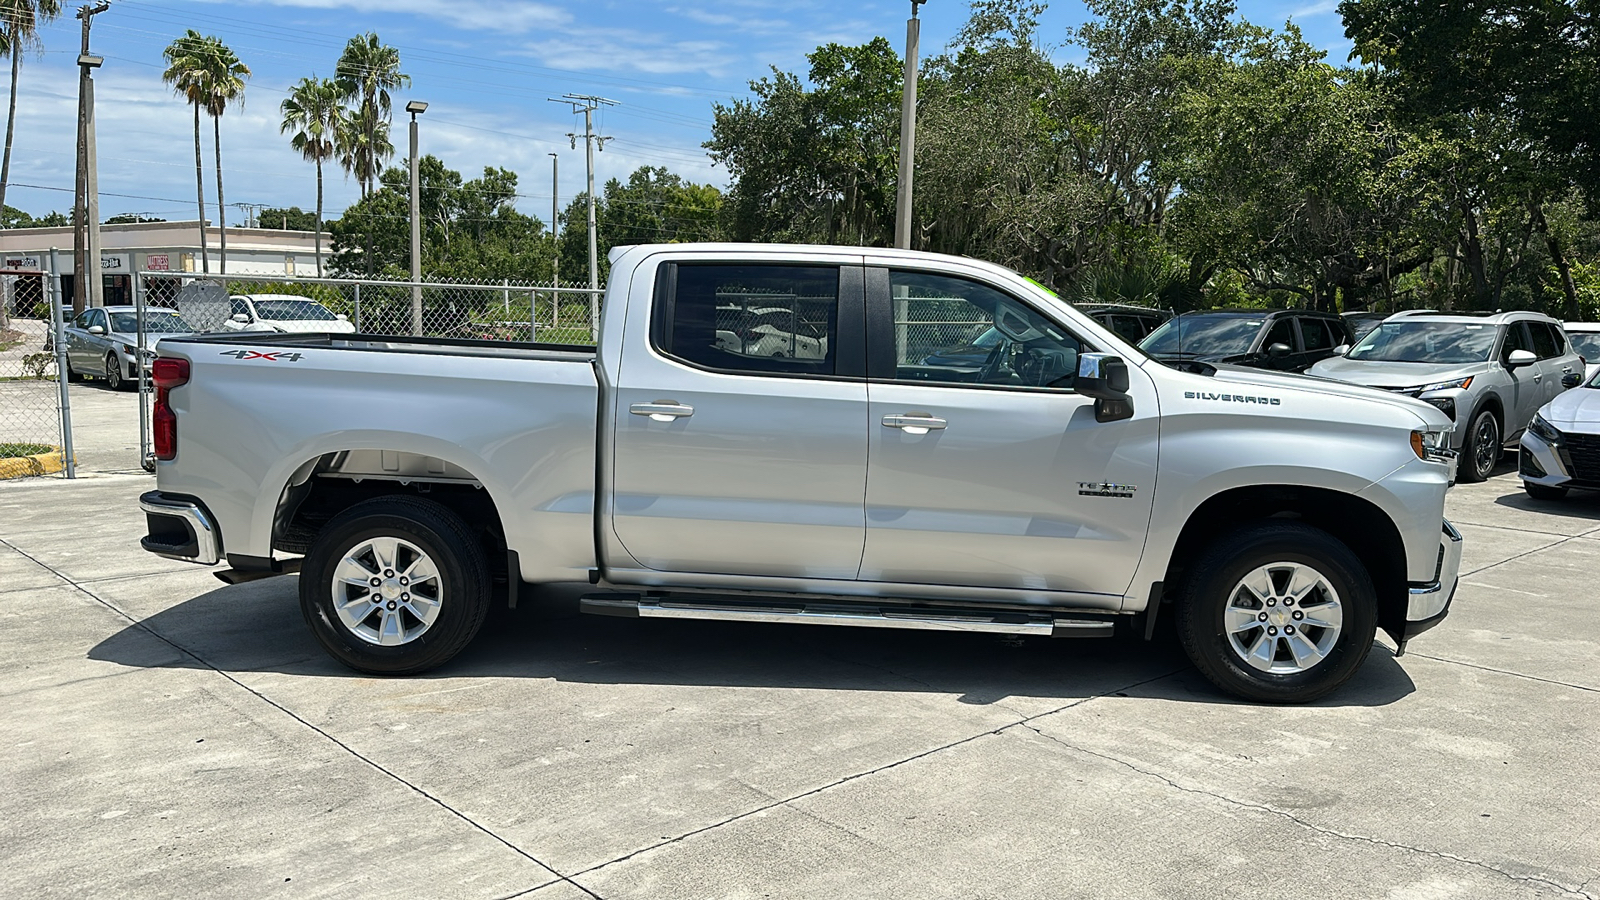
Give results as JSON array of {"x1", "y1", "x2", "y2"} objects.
[
  {"x1": 1300, "y1": 318, "x2": 1333, "y2": 352},
  {"x1": 1530, "y1": 323, "x2": 1562, "y2": 359},
  {"x1": 661, "y1": 264, "x2": 840, "y2": 376},
  {"x1": 1263, "y1": 318, "x2": 1296, "y2": 351},
  {"x1": 1108, "y1": 315, "x2": 1146, "y2": 343},
  {"x1": 89, "y1": 309, "x2": 107, "y2": 330},
  {"x1": 230, "y1": 297, "x2": 251, "y2": 320},
  {"x1": 888, "y1": 270, "x2": 1082, "y2": 390},
  {"x1": 1501, "y1": 322, "x2": 1533, "y2": 361},
  {"x1": 74, "y1": 309, "x2": 93, "y2": 329}
]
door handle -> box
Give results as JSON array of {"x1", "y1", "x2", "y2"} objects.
[
  {"x1": 630, "y1": 401, "x2": 694, "y2": 422},
  {"x1": 882, "y1": 413, "x2": 947, "y2": 435}
]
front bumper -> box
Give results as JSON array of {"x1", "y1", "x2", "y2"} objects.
[
  {"x1": 139, "y1": 491, "x2": 221, "y2": 565},
  {"x1": 1401, "y1": 519, "x2": 1462, "y2": 643}
]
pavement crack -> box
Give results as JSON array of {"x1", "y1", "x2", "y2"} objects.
[
  {"x1": 569, "y1": 667, "x2": 1189, "y2": 881},
  {"x1": 0, "y1": 538, "x2": 604, "y2": 900},
  {"x1": 1403, "y1": 652, "x2": 1598, "y2": 694},
  {"x1": 1013, "y1": 724, "x2": 1595, "y2": 899},
  {"x1": 1460, "y1": 530, "x2": 1592, "y2": 579}
]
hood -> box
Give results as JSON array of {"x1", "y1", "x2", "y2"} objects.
[
  {"x1": 1178, "y1": 362, "x2": 1452, "y2": 429},
  {"x1": 1542, "y1": 386, "x2": 1600, "y2": 426},
  {"x1": 1306, "y1": 355, "x2": 1486, "y2": 389},
  {"x1": 260, "y1": 319, "x2": 357, "y2": 334},
  {"x1": 108, "y1": 329, "x2": 199, "y2": 346}
]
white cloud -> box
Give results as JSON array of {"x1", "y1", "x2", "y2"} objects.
[{"x1": 190, "y1": 0, "x2": 570, "y2": 34}]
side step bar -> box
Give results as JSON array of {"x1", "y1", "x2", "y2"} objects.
[{"x1": 579, "y1": 592, "x2": 1114, "y2": 638}]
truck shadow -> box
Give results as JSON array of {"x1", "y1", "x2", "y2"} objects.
[{"x1": 87, "y1": 578, "x2": 1416, "y2": 709}]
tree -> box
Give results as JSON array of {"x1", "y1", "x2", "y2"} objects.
[
  {"x1": 0, "y1": 0, "x2": 61, "y2": 221},
  {"x1": 161, "y1": 31, "x2": 213, "y2": 272},
  {"x1": 280, "y1": 76, "x2": 343, "y2": 275},
  {"x1": 257, "y1": 206, "x2": 317, "y2": 231},
  {"x1": 2, "y1": 204, "x2": 64, "y2": 227},
  {"x1": 103, "y1": 214, "x2": 165, "y2": 224},
  {"x1": 706, "y1": 38, "x2": 902, "y2": 245},
  {"x1": 334, "y1": 33, "x2": 408, "y2": 200},
  {"x1": 198, "y1": 36, "x2": 248, "y2": 274},
  {"x1": 557, "y1": 166, "x2": 723, "y2": 283}
]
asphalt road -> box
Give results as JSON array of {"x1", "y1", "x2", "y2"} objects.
[{"x1": 2, "y1": 463, "x2": 1597, "y2": 899}]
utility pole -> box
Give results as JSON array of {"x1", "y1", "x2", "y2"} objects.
[
  {"x1": 73, "y1": 1, "x2": 109, "y2": 313},
  {"x1": 894, "y1": 0, "x2": 925, "y2": 251},
  {"x1": 550, "y1": 94, "x2": 615, "y2": 339}
]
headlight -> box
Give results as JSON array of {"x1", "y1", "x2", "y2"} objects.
[
  {"x1": 120, "y1": 343, "x2": 137, "y2": 355},
  {"x1": 1419, "y1": 376, "x2": 1473, "y2": 393},
  {"x1": 1529, "y1": 414, "x2": 1562, "y2": 445},
  {"x1": 1411, "y1": 427, "x2": 1455, "y2": 462}
]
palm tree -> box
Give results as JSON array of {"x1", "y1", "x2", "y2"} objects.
[
  {"x1": 199, "y1": 37, "x2": 249, "y2": 274},
  {"x1": 280, "y1": 76, "x2": 342, "y2": 276},
  {"x1": 335, "y1": 104, "x2": 392, "y2": 199},
  {"x1": 162, "y1": 30, "x2": 211, "y2": 273},
  {"x1": 334, "y1": 33, "x2": 408, "y2": 198},
  {"x1": 0, "y1": 0, "x2": 63, "y2": 221}
]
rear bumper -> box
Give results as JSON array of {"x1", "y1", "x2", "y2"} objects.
[
  {"x1": 1402, "y1": 519, "x2": 1462, "y2": 641},
  {"x1": 139, "y1": 491, "x2": 220, "y2": 565}
]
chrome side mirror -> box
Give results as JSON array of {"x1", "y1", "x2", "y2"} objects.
[
  {"x1": 1332, "y1": 343, "x2": 1351, "y2": 356},
  {"x1": 1506, "y1": 348, "x2": 1537, "y2": 369},
  {"x1": 87, "y1": 325, "x2": 105, "y2": 335},
  {"x1": 1078, "y1": 353, "x2": 1134, "y2": 422},
  {"x1": 231, "y1": 313, "x2": 249, "y2": 323}
]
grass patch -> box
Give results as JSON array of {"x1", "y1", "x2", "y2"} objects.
[
  {"x1": 0, "y1": 442, "x2": 54, "y2": 458},
  {"x1": 0, "y1": 328, "x2": 24, "y2": 352}
]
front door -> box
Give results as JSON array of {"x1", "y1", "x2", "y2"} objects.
[
  {"x1": 1501, "y1": 322, "x2": 1545, "y2": 428},
  {"x1": 609, "y1": 261, "x2": 870, "y2": 580},
  {"x1": 859, "y1": 268, "x2": 1158, "y2": 598}
]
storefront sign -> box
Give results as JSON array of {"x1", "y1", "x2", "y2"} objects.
[
  {"x1": 101, "y1": 254, "x2": 127, "y2": 271},
  {"x1": 146, "y1": 254, "x2": 170, "y2": 271},
  {"x1": 2, "y1": 255, "x2": 41, "y2": 271}
]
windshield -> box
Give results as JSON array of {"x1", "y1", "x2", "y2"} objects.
[
  {"x1": 108, "y1": 312, "x2": 194, "y2": 333},
  {"x1": 1140, "y1": 316, "x2": 1263, "y2": 357},
  {"x1": 253, "y1": 299, "x2": 336, "y2": 321},
  {"x1": 1347, "y1": 317, "x2": 1385, "y2": 339},
  {"x1": 1347, "y1": 321, "x2": 1496, "y2": 364},
  {"x1": 1567, "y1": 332, "x2": 1600, "y2": 362}
]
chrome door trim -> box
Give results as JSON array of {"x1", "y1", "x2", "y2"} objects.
[{"x1": 881, "y1": 413, "x2": 947, "y2": 432}]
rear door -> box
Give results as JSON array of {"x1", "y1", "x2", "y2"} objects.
[
  {"x1": 608, "y1": 261, "x2": 870, "y2": 579},
  {"x1": 1532, "y1": 321, "x2": 1579, "y2": 402},
  {"x1": 859, "y1": 266, "x2": 1158, "y2": 597}
]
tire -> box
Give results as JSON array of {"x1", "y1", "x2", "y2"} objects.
[
  {"x1": 1459, "y1": 407, "x2": 1501, "y2": 483},
  {"x1": 1176, "y1": 523, "x2": 1378, "y2": 704},
  {"x1": 65, "y1": 356, "x2": 83, "y2": 383},
  {"x1": 299, "y1": 496, "x2": 491, "y2": 675},
  {"x1": 1524, "y1": 481, "x2": 1569, "y2": 501},
  {"x1": 104, "y1": 353, "x2": 126, "y2": 391}
]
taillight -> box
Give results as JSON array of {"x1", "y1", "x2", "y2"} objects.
[{"x1": 151, "y1": 358, "x2": 190, "y2": 461}]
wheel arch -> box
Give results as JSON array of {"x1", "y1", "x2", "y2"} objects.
[{"x1": 1165, "y1": 484, "x2": 1410, "y2": 644}]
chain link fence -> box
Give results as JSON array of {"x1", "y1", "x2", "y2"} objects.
[
  {"x1": 1, "y1": 271, "x2": 72, "y2": 479},
  {"x1": 139, "y1": 272, "x2": 603, "y2": 345}
]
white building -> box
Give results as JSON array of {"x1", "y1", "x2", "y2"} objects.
[{"x1": 1, "y1": 220, "x2": 324, "y2": 316}]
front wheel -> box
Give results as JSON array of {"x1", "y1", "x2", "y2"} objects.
[
  {"x1": 1524, "y1": 481, "x2": 1569, "y2": 501},
  {"x1": 1459, "y1": 408, "x2": 1501, "y2": 483},
  {"x1": 299, "y1": 496, "x2": 491, "y2": 675},
  {"x1": 104, "y1": 353, "x2": 126, "y2": 391},
  {"x1": 1177, "y1": 523, "x2": 1378, "y2": 703}
]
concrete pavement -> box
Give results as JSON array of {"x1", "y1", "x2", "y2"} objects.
[{"x1": 1, "y1": 468, "x2": 1597, "y2": 899}]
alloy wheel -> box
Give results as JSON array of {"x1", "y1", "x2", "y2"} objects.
[{"x1": 1223, "y1": 561, "x2": 1345, "y2": 674}]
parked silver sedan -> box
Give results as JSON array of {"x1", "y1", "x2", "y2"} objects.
[{"x1": 61, "y1": 305, "x2": 198, "y2": 390}]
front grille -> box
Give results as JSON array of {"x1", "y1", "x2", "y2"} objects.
[
  {"x1": 1558, "y1": 431, "x2": 1600, "y2": 485},
  {"x1": 1385, "y1": 386, "x2": 1423, "y2": 398}
]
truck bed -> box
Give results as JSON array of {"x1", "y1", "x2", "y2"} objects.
[{"x1": 161, "y1": 330, "x2": 597, "y2": 364}]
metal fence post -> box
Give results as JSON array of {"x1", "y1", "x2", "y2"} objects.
[
  {"x1": 552, "y1": 281, "x2": 559, "y2": 338},
  {"x1": 502, "y1": 278, "x2": 510, "y2": 316},
  {"x1": 589, "y1": 289, "x2": 598, "y2": 343},
  {"x1": 353, "y1": 283, "x2": 362, "y2": 332},
  {"x1": 135, "y1": 272, "x2": 151, "y2": 471},
  {"x1": 48, "y1": 247, "x2": 75, "y2": 479},
  {"x1": 529, "y1": 288, "x2": 538, "y2": 341}
]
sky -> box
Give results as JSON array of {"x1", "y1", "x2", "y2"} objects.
[{"x1": 4, "y1": 0, "x2": 1356, "y2": 227}]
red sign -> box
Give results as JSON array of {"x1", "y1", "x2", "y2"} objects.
[{"x1": 146, "y1": 254, "x2": 170, "y2": 271}]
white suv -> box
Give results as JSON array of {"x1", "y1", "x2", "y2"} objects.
[
  {"x1": 224, "y1": 294, "x2": 355, "y2": 335},
  {"x1": 1310, "y1": 311, "x2": 1583, "y2": 482}
]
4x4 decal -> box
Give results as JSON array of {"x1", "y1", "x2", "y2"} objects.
[{"x1": 219, "y1": 349, "x2": 304, "y2": 362}]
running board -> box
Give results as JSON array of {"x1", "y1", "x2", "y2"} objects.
[{"x1": 578, "y1": 593, "x2": 1114, "y2": 638}]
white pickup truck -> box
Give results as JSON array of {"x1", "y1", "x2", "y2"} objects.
[{"x1": 139, "y1": 244, "x2": 1462, "y2": 703}]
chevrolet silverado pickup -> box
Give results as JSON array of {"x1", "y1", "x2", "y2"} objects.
[{"x1": 138, "y1": 244, "x2": 1463, "y2": 703}]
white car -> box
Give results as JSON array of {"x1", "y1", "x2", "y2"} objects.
[
  {"x1": 224, "y1": 294, "x2": 355, "y2": 334},
  {"x1": 1563, "y1": 322, "x2": 1600, "y2": 382},
  {"x1": 1519, "y1": 368, "x2": 1600, "y2": 500},
  {"x1": 714, "y1": 306, "x2": 828, "y2": 359}
]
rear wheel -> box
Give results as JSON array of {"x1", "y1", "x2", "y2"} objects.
[
  {"x1": 1177, "y1": 523, "x2": 1378, "y2": 703},
  {"x1": 299, "y1": 496, "x2": 491, "y2": 675},
  {"x1": 1524, "y1": 481, "x2": 1569, "y2": 501},
  {"x1": 1459, "y1": 408, "x2": 1501, "y2": 483}
]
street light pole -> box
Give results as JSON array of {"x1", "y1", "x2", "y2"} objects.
[
  {"x1": 406, "y1": 100, "x2": 427, "y2": 336},
  {"x1": 894, "y1": 0, "x2": 925, "y2": 250},
  {"x1": 549, "y1": 151, "x2": 559, "y2": 329}
]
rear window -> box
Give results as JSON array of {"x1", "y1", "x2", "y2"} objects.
[{"x1": 661, "y1": 264, "x2": 840, "y2": 376}]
